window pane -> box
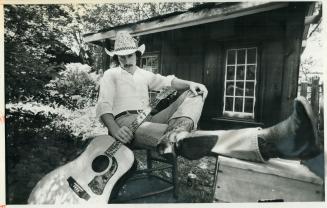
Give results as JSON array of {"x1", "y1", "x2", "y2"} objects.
[
  {"x1": 152, "y1": 57, "x2": 158, "y2": 67},
  {"x1": 225, "y1": 97, "x2": 233, "y2": 111},
  {"x1": 227, "y1": 50, "x2": 236, "y2": 64},
  {"x1": 235, "y1": 82, "x2": 244, "y2": 96},
  {"x1": 236, "y1": 66, "x2": 245, "y2": 80},
  {"x1": 237, "y1": 49, "x2": 245, "y2": 64},
  {"x1": 244, "y1": 98, "x2": 254, "y2": 113},
  {"x1": 226, "y1": 82, "x2": 234, "y2": 96},
  {"x1": 141, "y1": 55, "x2": 160, "y2": 73},
  {"x1": 227, "y1": 66, "x2": 235, "y2": 80},
  {"x1": 148, "y1": 58, "x2": 153, "y2": 66},
  {"x1": 246, "y1": 65, "x2": 256, "y2": 80},
  {"x1": 247, "y1": 48, "x2": 257, "y2": 64},
  {"x1": 235, "y1": 97, "x2": 243, "y2": 112},
  {"x1": 245, "y1": 82, "x2": 254, "y2": 96}
]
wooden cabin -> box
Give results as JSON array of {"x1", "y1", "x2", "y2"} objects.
[{"x1": 83, "y1": 2, "x2": 319, "y2": 130}]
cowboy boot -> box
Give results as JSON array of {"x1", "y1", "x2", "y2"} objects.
[
  {"x1": 257, "y1": 96, "x2": 321, "y2": 160},
  {"x1": 157, "y1": 117, "x2": 194, "y2": 156},
  {"x1": 158, "y1": 117, "x2": 219, "y2": 160}
]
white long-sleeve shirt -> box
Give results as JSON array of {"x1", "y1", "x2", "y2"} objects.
[{"x1": 96, "y1": 66, "x2": 175, "y2": 119}]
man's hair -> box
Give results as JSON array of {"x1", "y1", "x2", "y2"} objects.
[
  {"x1": 112, "y1": 55, "x2": 119, "y2": 63},
  {"x1": 135, "y1": 51, "x2": 142, "y2": 58}
]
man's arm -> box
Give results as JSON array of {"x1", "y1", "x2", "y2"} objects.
[
  {"x1": 101, "y1": 113, "x2": 133, "y2": 144},
  {"x1": 171, "y1": 78, "x2": 208, "y2": 99}
]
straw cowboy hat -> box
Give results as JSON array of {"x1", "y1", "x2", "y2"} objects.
[{"x1": 105, "y1": 31, "x2": 145, "y2": 56}]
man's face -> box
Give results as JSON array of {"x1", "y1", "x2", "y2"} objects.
[{"x1": 117, "y1": 53, "x2": 136, "y2": 70}]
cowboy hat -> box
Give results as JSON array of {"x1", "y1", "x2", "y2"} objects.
[{"x1": 105, "y1": 31, "x2": 145, "y2": 56}]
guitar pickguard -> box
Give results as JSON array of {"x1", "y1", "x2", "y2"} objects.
[{"x1": 88, "y1": 157, "x2": 118, "y2": 195}]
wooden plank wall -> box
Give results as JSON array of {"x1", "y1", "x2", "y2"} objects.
[
  {"x1": 260, "y1": 41, "x2": 284, "y2": 126},
  {"x1": 202, "y1": 42, "x2": 223, "y2": 118},
  {"x1": 280, "y1": 4, "x2": 307, "y2": 120},
  {"x1": 169, "y1": 27, "x2": 204, "y2": 83},
  {"x1": 123, "y1": 3, "x2": 310, "y2": 128}
]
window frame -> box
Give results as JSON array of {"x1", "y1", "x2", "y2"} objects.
[
  {"x1": 222, "y1": 46, "x2": 259, "y2": 120},
  {"x1": 140, "y1": 51, "x2": 161, "y2": 74},
  {"x1": 139, "y1": 51, "x2": 161, "y2": 102}
]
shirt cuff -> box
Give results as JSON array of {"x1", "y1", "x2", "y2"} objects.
[
  {"x1": 166, "y1": 75, "x2": 176, "y2": 86},
  {"x1": 96, "y1": 102, "x2": 113, "y2": 121}
]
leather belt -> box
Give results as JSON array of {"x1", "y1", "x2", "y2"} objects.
[{"x1": 114, "y1": 110, "x2": 140, "y2": 120}]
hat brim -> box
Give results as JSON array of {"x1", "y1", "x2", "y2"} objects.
[{"x1": 105, "y1": 44, "x2": 145, "y2": 56}]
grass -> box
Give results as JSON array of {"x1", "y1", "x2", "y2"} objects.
[{"x1": 133, "y1": 150, "x2": 218, "y2": 203}]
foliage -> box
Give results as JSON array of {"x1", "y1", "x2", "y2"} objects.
[
  {"x1": 299, "y1": 3, "x2": 323, "y2": 83},
  {"x1": 5, "y1": 5, "x2": 75, "y2": 103},
  {"x1": 6, "y1": 101, "x2": 107, "y2": 141},
  {"x1": 45, "y1": 63, "x2": 101, "y2": 109},
  {"x1": 5, "y1": 3, "x2": 194, "y2": 103}
]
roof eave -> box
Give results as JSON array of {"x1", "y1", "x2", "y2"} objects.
[{"x1": 83, "y1": 2, "x2": 289, "y2": 43}]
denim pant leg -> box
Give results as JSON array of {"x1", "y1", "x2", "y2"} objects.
[
  {"x1": 117, "y1": 114, "x2": 264, "y2": 161},
  {"x1": 115, "y1": 114, "x2": 168, "y2": 149},
  {"x1": 150, "y1": 90, "x2": 204, "y2": 129},
  {"x1": 192, "y1": 128, "x2": 265, "y2": 162}
]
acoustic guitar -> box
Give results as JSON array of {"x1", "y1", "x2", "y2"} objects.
[{"x1": 28, "y1": 87, "x2": 177, "y2": 204}]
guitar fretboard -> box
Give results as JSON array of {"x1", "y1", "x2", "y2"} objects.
[
  {"x1": 104, "y1": 141, "x2": 122, "y2": 157},
  {"x1": 127, "y1": 97, "x2": 162, "y2": 133}
]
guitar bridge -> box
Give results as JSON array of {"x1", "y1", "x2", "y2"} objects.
[{"x1": 67, "y1": 176, "x2": 90, "y2": 200}]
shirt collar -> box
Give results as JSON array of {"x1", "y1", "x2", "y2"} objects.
[{"x1": 119, "y1": 66, "x2": 139, "y2": 76}]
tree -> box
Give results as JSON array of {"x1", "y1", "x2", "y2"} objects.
[
  {"x1": 299, "y1": 2, "x2": 323, "y2": 83},
  {"x1": 5, "y1": 3, "x2": 194, "y2": 102},
  {"x1": 5, "y1": 5, "x2": 62, "y2": 102}
]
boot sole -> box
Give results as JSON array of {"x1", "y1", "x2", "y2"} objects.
[
  {"x1": 295, "y1": 96, "x2": 321, "y2": 158},
  {"x1": 179, "y1": 135, "x2": 218, "y2": 160}
]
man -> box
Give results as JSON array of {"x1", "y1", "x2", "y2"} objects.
[
  {"x1": 97, "y1": 31, "x2": 322, "y2": 163},
  {"x1": 97, "y1": 31, "x2": 207, "y2": 149}
]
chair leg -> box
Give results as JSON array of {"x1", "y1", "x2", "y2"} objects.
[
  {"x1": 172, "y1": 155, "x2": 178, "y2": 199},
  {"x1": 211, "y1": 156, "x2": 219, "y2": 201},
  {"x1": 146, "y1": 149, "x2": 153, "y2": 177}
]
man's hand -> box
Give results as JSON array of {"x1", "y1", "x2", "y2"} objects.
[
  {"x1": 171, "y1": 78, "x2": 208, "y2": 100},
  {"x1": 112, "y1": 126, "x2": 133, "y2": 144},
  {"x1": 189, "y1": 82, "x2": 208, "y2": 100}
]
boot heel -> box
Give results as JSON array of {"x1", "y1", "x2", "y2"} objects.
[{"x1": 179, "y1": 135, "x2": 218, "y2": 160}]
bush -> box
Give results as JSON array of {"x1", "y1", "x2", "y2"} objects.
[
  {"x1": 45, "y1": 63, "x2": 101, "y2": 109},
  {"x1": 6, "y1": 101, "x2": 107, "y2": 140},
  {"x1": 6, "y1": 102, "x2": 76, "y2": 147}
]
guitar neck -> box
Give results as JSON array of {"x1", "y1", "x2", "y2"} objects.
[
  {"x1": 128, "y1": 114, "x2": 152, "y2": 133},
  {"x1": 127, "y1": 97, "x2": 161, "y2": 133}
]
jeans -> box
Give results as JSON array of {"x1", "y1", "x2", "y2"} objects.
[{"x1": 115, "y1": 90, "x2": 264, "y2": 162}]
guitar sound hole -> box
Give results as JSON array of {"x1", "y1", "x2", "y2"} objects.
[{"x1": 92, "y1": 155, "x2": 110, "y2": 173}]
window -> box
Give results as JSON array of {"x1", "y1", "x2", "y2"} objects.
[
  {"x1": 140, "y1": 53, "x2": 161, "y2": 102},
  {"x1": 223, "y1": 47, "x2": 258, "y2": 119},
  {"x1": 140, "y1": 53, "x2": 160, "y2": 74}
]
